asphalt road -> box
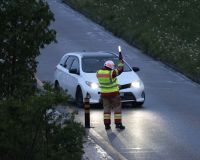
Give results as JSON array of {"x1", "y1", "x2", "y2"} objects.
[{"x1": 37, "y1": 0, "x2": 200, "y2": 159}]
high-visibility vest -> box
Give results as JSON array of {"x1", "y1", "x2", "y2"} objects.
[{"x1": 96, "y1": 70, "x2": 119, "y2": 93}]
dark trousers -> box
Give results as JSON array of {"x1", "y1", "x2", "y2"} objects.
[{"x1": 102, "y1": 95, "x2": 122, "y2": 125}]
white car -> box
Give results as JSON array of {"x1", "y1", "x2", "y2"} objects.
[{"x1": 54, "y1": 51, "x2": 145, "y2": 107}]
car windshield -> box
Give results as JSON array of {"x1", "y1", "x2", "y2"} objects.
[{"x1": 82, "y1": 56, "x2": 132, "y2": 73}]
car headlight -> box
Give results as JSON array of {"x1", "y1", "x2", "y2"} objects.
[
  {"x1": 86, "y1": 81, "x2": 99, "y2": 89},
  {"x1": 131, "y1": 80, "x2": 141, "y2": 88}
]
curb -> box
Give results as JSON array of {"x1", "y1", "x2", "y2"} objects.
[{"x1": 86, "y1": 128, "x2": 127, "y2": 160}]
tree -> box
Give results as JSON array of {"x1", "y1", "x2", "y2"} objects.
[
  {"x1": 0, "y1": 0, "x2": 56, "y2": 100},
  {"x1": 0, "y1": 84, "x2": 84, "y2": 160},
  {"x1": 0, "y1": 1, "x2": 85, "y2": 159}
]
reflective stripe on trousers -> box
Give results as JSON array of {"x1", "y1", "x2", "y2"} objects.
[
  {"x1": 104, "y1": 112, "x2": 111, "y2": 125},
  {"x1": 114, "y1": 112, "x2": 122, "y2": 124},
  {"x1": 102, "y1": 96, "x2": 122, "y2": 125}
]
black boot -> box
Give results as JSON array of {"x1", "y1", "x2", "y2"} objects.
[
  {"x1": 116, "y1": 123, "x2": 125, "y2": 130},
  {"x1": 105, "y1": 124, "x2": 111, "y2": 130}
]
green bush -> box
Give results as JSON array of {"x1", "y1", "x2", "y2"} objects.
[
  {"x1": 64, "y1": 0, "x2": 200, "y2": 82},
  {"x1": 0, "y1": 1, "x2": 85, "y2": 159},
  {"x1": 0, "y1": 85, "x2": 84, "y2": 160}
]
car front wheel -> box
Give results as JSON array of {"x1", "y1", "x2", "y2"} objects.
[{"x1": 76, "y1": 87, "x2": 83, "y2": 108}]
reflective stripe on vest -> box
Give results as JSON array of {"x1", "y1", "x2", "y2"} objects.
[{"x1": 96, "y1": 70, "x2": 119, "y2": 93}]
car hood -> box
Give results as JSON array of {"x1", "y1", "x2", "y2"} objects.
[{"x1": 83, "y1": 71, "x2": 140, "y2": 85}]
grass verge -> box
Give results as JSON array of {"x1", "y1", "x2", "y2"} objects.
[{"x1": 63, "y1": 0, "x2": 200, "y2": 83}]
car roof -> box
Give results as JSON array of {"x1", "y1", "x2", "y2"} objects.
[{"x1": 64, "y1": 51, "x2": 118, "y2": 58}]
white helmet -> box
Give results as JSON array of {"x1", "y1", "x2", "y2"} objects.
[{"x1": 104, "y1": 60, "x2": 115, "y2": 69}]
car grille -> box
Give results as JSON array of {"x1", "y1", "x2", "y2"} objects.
[{"x1": 120, "y1": 92, "x2": 136, "y2": 101}]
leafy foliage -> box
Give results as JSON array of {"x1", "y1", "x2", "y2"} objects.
[
  {"x1": 0, "y1": 85, "x2": 85, "y2": 160},
  {"x1": 0, "y1": 0, "x2": 56, "y2": 99},
  {"x1": 0, "y1": 1, "x2": 85, "y2": 159},
  {"x1": 65, "y1": 0, "x2": 200, "y2": 82}
]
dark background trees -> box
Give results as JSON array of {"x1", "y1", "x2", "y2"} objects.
[
  {"x1": 0, "y1": 1, "x2": 85, "y2": 159},
  {"x1": 0, "y1": 0, "x2": 56, "y2": 99}
]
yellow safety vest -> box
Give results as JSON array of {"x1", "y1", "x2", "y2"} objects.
[{"x1": 96, "y1": 70, "x2": 119, "y2": 93}]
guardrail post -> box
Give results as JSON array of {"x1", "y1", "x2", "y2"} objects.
[{"x1": 84, "y1": 93, "x2": 90, "y2": 128}]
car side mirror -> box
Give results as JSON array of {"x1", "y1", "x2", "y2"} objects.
[
  {"x1": 69, "y1": 68, "x2": 79, "y2": 75},
  {"x1": 132, "y1": 67, "x2": 140, "y2": 72}
]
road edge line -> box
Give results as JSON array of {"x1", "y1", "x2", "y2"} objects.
[{"x1": 87, "y1": 128, "x2": 127, "y2": 160}]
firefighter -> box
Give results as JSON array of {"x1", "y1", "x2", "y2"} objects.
[{"x1": 96, "y1": 54, "x2": 125, "y2": 130}]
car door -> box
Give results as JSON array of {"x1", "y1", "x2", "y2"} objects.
[
  {"x1": 55, "y1": 55, "x2": 68, "y2": 88},
  {"x1": 60, "y1": 56, "x2": 75, "y2": 94},
  {"x1": 66, "y1": 57, "x2": 80, "y2": 98},
  {"x1": 61, "y1": 56, "x2": 80, "y2": 98}
]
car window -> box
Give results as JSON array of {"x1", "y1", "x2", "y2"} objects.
[
  {"x1": 64, "y1": 56, "x2": 75, "y2": 69},
  {"x1": 82, "y1": 56, "x2": 132, "y2": 73},
  {"x1": 70, "y1": 58, "x2": 79, "y2": 71},
  {"x1": 59, "y1": 55, "x2": 68, "y2": 66}
]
